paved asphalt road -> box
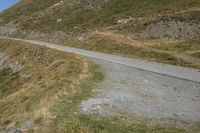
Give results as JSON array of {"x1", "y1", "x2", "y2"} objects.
[{"x1": 14, "y1": 38, "x2": 200, "y2": 83}]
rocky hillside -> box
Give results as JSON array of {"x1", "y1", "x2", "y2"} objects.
[
  {"x1": 0, "y1": 0, "x2": 199, "y2": 39},
  {"x1": 0, "y1": 0, "x2": 200, "y2": 69}
]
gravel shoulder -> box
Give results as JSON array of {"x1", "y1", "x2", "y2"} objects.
[{"x1": 82, "y1": 59, "x2": 200, "y2": 126}]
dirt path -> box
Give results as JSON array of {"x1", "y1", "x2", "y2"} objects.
[
  {"x1": 166, "y1": 8, "x2": 200, "y2": 16},
  {"x1": 171, "y1": 52, "x2": 200, "y2": 66}
]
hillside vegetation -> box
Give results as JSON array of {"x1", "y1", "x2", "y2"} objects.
[
  {"x1": 0, "y1": 38, "x2": 103, "y2": 132},
  {"x1": 0, "y1": 0, "x2": 200, "y2": 32},
  {"x1": 62, "y1": 32, "x2": 200, "y2": 70},
  {"x1": 0, "y1": 0, "x2": 199, "y2": 70}
]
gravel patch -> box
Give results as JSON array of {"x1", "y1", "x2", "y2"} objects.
[{"x1": 81, "y1": 59, "x2": 200, "y2": 125}]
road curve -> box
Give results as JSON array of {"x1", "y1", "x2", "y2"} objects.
[{"x1": 2, "y1": 37, "x2": 200, "y2": 83}]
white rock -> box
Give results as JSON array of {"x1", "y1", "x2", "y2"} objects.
[{"x1": 57, "y1": 18, "x2": 62, "y2": 23}]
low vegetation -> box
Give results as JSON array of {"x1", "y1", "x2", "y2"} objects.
[
  {"x1": 1, "y1": 0, "x2": 200, "y2": 33},
  {"x1": 0, "y1": 38, "x2": 103, "y2": 132},
  {"x1": 58, "y1": 32, "x2": 200, "y2": 70},
  {"x1": 0, "y1": 39, "x2": 189, "y2": 133},
  {"x1": 0, "y1": 0, "x2": 61, "y2": 25}
]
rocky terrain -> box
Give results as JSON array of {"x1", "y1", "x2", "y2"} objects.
[
  {"x1": 140, "y1": 18, "x2": 200, "y2": 40},
  {"x1": 0, "y1": 0, "x2": 200, "y2": 40}
]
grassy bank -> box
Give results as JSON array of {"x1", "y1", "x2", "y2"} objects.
[
  {"x1": 0, "y1": 38, "x2": 103, "y2": 132},
  {"x1": 59, "y1": 33, "x2": 200, "y2": 70}
]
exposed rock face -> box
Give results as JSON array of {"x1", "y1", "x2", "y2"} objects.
[
  {"x1": 140, "y1": 19, "x2": 200, "y2": 40},
  {"x1": 41, "y1": 31, "x2": 69, "y2": 43},
  {"x1": 0, "y1": 21, "x2": 70, "y2": 41},
  {"x1": 0, "y1": 52, "x2": 24, "y2": 73},
  {"x1": 8, "y1": 61, "x2": 24, "y2": 73},
  {"x1": 0, "y1": 21, "x2": 21, "y2": 37}
]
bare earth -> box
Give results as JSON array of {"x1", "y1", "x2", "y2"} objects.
[{"x1": 1, "y1": 37, "x2": 200, "y2": 127}]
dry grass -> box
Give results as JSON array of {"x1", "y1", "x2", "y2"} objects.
[
  {"x1": 61, "y1": 32, "x2": 200, "y2": 70},
  {"x1": 0, "y1": 38, "x2": 96, "y2": 131},
  {"x1": 1, "y1": 0, "x2": 200, "y2": 33}
]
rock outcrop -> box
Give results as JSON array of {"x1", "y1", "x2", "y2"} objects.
[{"x1": 140, "y1": 19, "x2": 200, "y2": 40}]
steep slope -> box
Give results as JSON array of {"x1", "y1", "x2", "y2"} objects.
[
  {"x1": 0, "y1": 38, "x2": 103, "y2": 132},
  {"x1": 0, "y1": 0, "x2": 61, "y2": 25},
  {"x1": 0, "y1": 0, "x2": 200, "y2": 70},
  {"x1": 0, "y1": 0, "x2": 200, "y2": 35}
]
